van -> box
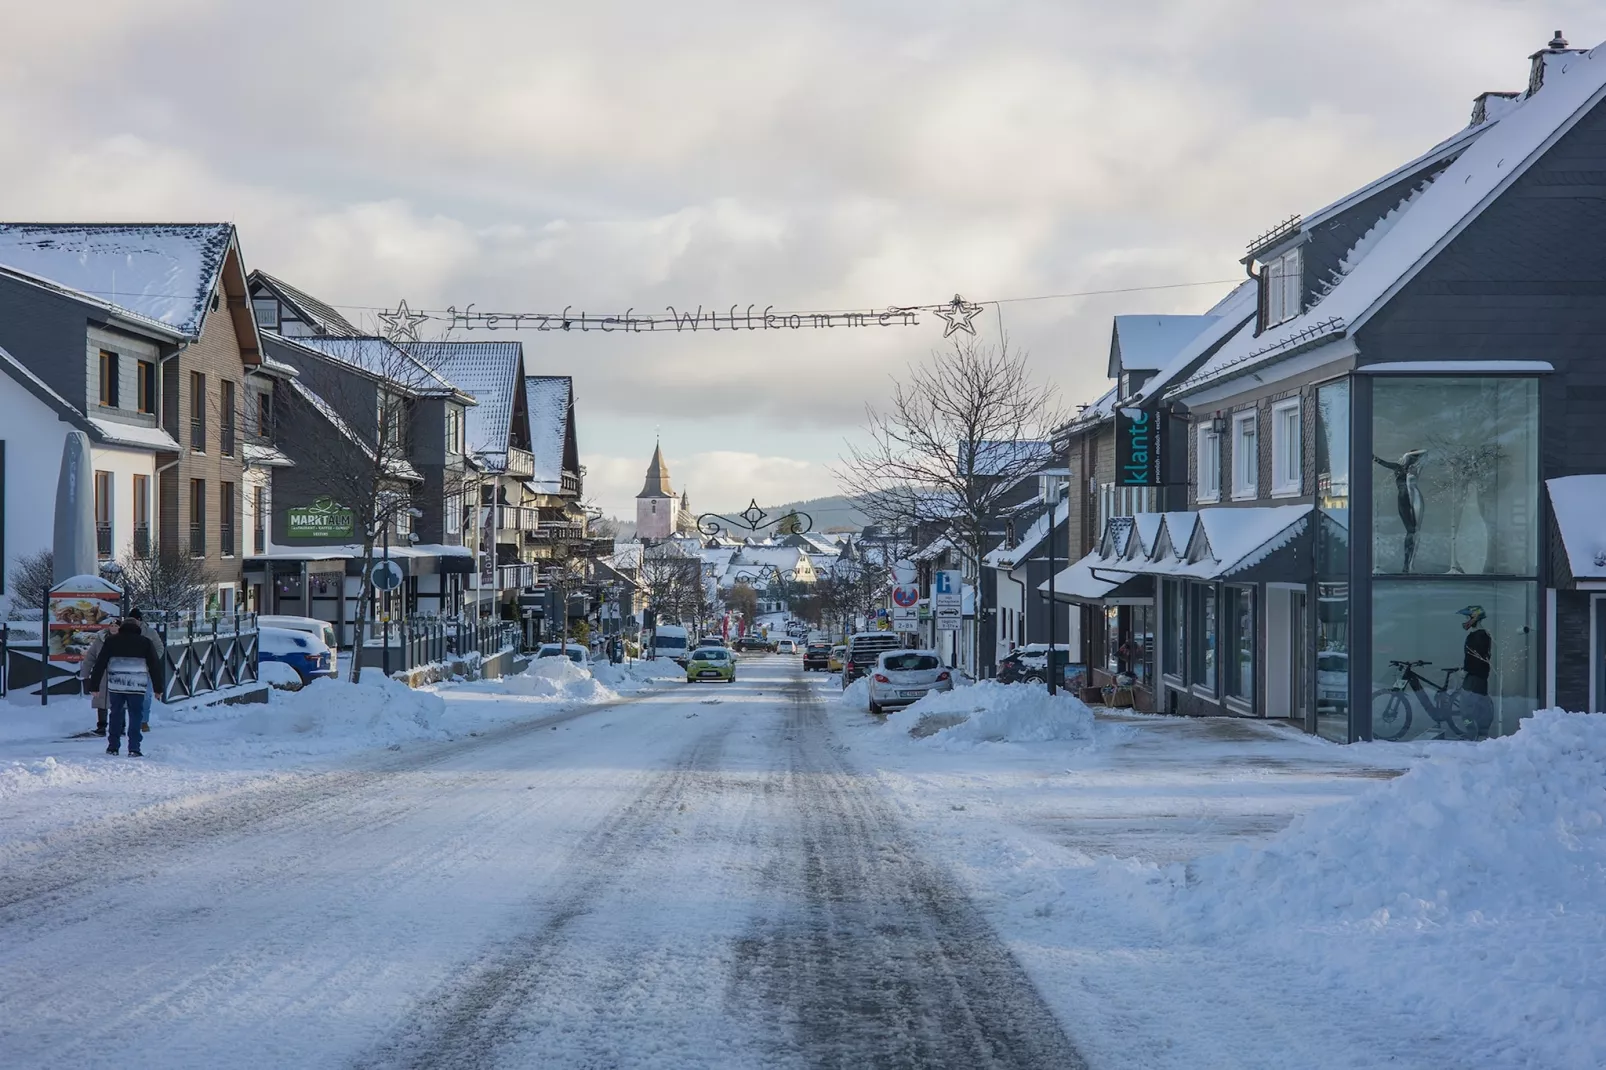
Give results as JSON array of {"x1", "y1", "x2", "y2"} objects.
[
  {"x1": 652, "y1": 624, "x2": 690, "y2": 666},
  {"x1": 843, "y1": 631, "x2": 901, "y2": 686}
]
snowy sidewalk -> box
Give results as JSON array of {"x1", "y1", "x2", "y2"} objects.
[{"x1": 828, "y1": 676, "x2": 1606, "y2": 1070}]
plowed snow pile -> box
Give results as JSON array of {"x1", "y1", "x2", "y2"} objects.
[
  {"x1": 504, "y1": 656, "x2": 618, "y2": 703},
  {"x1": 885, "y1": 681, "x2": 1098, "y2": 750},
  {"x1": 236, "y1": 676, "x2": 448, "y2": 745},
  {"x1": 1183, "y1": 709, "x2": 1606, "y2": 1068},
  {"x1": 593, "y1": 660, "x2": 684, "y2": 690},
  {"x1": 839, "y1": 677, "x2": 869, "y2": 708}
]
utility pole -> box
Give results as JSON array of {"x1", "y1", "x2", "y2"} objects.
[{"x1": 1046, "y1": 492, "x2": 1058, "y2": 696}]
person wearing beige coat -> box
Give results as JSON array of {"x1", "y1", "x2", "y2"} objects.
[{"x1": 79, "y1": 628, "x2": 112, "y2": 735}]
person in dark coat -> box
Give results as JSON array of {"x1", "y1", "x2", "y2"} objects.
[{"x1": 86, "y1": 618, "x2": 164, "y2": 757}]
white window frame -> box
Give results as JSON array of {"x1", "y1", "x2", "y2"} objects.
[
  {"x1": 1232, "y1": 411, "x2": 1258, "y2": 500},
  {"x1": 1263, "y1": 247, "x2": 1302, "y2": 327},
  {"x1": 1196, "y1": 425, "x2": 1221, "y2": 503},
  {"x1": 1270, "y1": 397, "x2": 1302, "y2": 497},
  {"x1": 445, "y1": 492, "x2": 462, "y2": 536}
]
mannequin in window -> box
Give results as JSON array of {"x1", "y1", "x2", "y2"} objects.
[{"x1": 1374, "y1": 449, "x2": 1428, "y2": 572}]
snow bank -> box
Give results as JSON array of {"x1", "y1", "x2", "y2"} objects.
[
  {"x1": 1183, "y1": 709, "x2": 1606, "y2": 1068},
  {"x1": 884, "y1": 681, "x2": 1099, "y2": 750},
  {"x1": 593, "y1": 659, "x2": 683, "y2": 691},
  {"x1": 502, "y1": 656, "x2": 617, "y2": 704},
  {"x1": 235, "y1": 676, "x2": 448, "y2": 745},
  {"x1": 0, "y1": 756, "x2": 99, "y2": 802},
  {"x1": 838, "y1": 677, "x2": 869, "y2": 708}
]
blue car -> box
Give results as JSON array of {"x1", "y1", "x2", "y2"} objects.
[{"x1": 258, "y1": 625, "x2": 337, "y2": 683}]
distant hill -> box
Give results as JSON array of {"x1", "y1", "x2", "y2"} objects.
[{"x1": 749, "y1": 495, "x2": 868, "y2": 533}]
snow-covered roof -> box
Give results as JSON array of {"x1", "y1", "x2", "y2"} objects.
[
  {"x1": 288, "y1": 379, "x2": 423, "y2": 481},
  {"x1": 0, "y1": 223, "x2": 233, "y2": 337},
  {"x1": 1175, "y1": 44, "x2": 1606, "y2": 397},
  {"x1": 984, "y1": 499, "x2": 1069, "y2": 568},
  {"x1": 405, "y1": 341, "x2": 524, "y2": 458},
  {"x1": 250, "y1": 271, "x2": 358, "y2": 336},
  {"x1": 524, "y1": 376, "x2": 574, "y2": 491},
  {"x1": 243, "y1": 442, "x2": 294, "y2": 468},
  {"x1": 1040, "y1": 551, "x2": 1121, "y2": 602},
  {"x1": 88, "y1": 419, "x2": 181, "y2": 452},
  {"x1": 1547, "y1": 476, "x2": 1606, "y2": 582},
  {"x1": 1109, "y1": 315, "x2": 1221, "y2": 377},
  {"x1": 291, "y1": 337, "x2": 467, "y2": 398},
  {"x1": 964, "y1": 440, "x2": 1054, "y2": 477},
  {"x1": 1105, "y1": 505, "x2": 1311, "y2": 579},
  {"x1": 1130, "y1": 281, "x2": 1259, "y2": 406}
]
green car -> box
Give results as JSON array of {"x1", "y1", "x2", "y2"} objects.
[{"x1": 685, "y1": 647, "x2": 736, "y2": 684}]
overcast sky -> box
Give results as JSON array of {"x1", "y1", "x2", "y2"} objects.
[{"x1": 3, "y1": 2, "x2": 1599, "y2": 516}]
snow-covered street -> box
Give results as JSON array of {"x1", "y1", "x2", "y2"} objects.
[{"x1": 2, "y1": 657, "x2": 1601, "y2": 1068}]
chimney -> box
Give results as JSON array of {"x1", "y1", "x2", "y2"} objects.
[{"x1": 1527, "y1": 29, "x2": 1583, "y2": 97}]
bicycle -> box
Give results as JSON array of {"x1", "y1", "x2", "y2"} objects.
[{"x1": 1371, "y1": 660, "x2": 1480, "y2": 741}]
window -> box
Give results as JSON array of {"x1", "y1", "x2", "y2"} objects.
[
  {"x1": 190, "y1": 371, "x2": 206, "y2": 452},
  {"x1": 98, "y1": 350, "x2": 119, "y2": 407},
  {"x1": 1196, "y1": 424, "x2": 1221, "y2": 503},
  {"x1": 137, "y1": 360, "x2": 156, "y2": 415},
  {"x1": 446, "y1": 492, "x2": 462, "y2": 536},
  {"x1": 1190, "y1": 583, "x2": 1217, "y2": 692},
  {"x1": 1271, "y1": 397, "x2": 1302, "y2": 496},
  {"x1": 378, "y1": 391, "x2": 405, "y2": 449},
  {"x1": 220, "y1": 380, "x2": 236, "y2": 456},
  {"x1": 252, "y1": 297, "x2": 280, "y2": 329},
  {"x1": 94, "y1": 471, "x2": 112, "y2": 559},
  {"x1": 1162, "y1": 579, "x2": 1184, "y2": 678},
  {"x1": 446, "y1": 407, "x2": 465, "y2": 455},
  {"x1": 1224, "y1": 586, "x2": 1255, "y2": 702},
  {"x1": 221, "y1": 481, "x2": 236, "y2": 557},
  {"x1": 189, "y1": 479, "x2": 206, "y2": 557},
  {"x1": 132, "y1": 474, "x2": 150, "y2": 558},
  {"x1": 255, "y1": 390, "x2": 273, "y2": 438},
  {"x1": 253, "y1": 486, "x2": 266, "y2": 554},
  {"x1": 1232, "y1": 411, "x2": 1258, "y2": 499},
  {"x1": 1263, "y1": 247, "x2": 1302, "y2": 327}
]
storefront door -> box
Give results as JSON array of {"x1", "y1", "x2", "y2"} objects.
[{"x1": 1291, "y1": 590, "x2": 1309, "y2": 728}]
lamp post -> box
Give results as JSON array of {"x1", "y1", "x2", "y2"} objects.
[{"x1": 1046, "y1": 492, "x2": 1058, "y2": 696}]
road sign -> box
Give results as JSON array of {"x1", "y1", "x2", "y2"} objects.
[
  {"x1": 891, "y1": 584, "x2": 920, "y2": 609},
  {"x1": 892, "y1": 604, "x2": 917, "y2": 630},
  {"x1": 934, "y1": 570, "x2": 962, "y2": 611},
  {"x1": 371, "y1": 559, "x2": 404, "y2": 591},
  {"x1": 935, "y1": 610, "x2": 960, "y2": 632}
]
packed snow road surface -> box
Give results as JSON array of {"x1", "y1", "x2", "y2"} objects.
[{"x1": 0, "y1": 658, "x2": 1082, "y2": 1069}]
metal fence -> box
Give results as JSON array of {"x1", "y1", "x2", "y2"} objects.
[
  {"x1": 0, "y1": 611, "x2": 259, "y2": 702},
  {"x1": 357, "y1": 616, "x2": 522, "y2": 674}
]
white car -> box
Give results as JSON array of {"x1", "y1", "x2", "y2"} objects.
[
  {"x1": 536, "y1": 642, "x2": 590, "y2": 666},
  {"x1": 867, "y1": 649, "x2": 952, "y2": 714},
  {"x1": 775, "y1": 638, "x2": 798, "y2": 654},
  {"x1": 257, "y1": 614, "x2": 339, "y2": 652}
]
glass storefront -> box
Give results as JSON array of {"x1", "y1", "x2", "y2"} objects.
[
  {"x1": 1369, "y1": 579, "x2": 1538, "y2": 739},
  {"x1": 1225, "y1": 586, "x2": 1254, "y2": 702},
  {"x1": 1315, "y1": 379, "x2": 1350, "y2": 740},
  {"x1": 1162, "y1": 580, "x2": 1184, "y2": 678},
  {"x1": 1190, "y1": 583, "x2": 1217, "y2": 692},
  {"x1": 1371, "y1": 377, "x2": 1539, "y2": 577},
  {"x1": 1131, "y1": 605, "x2": 1155, "y2": 689}
]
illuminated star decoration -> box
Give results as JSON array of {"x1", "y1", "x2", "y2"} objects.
[
  {"x1": 937, "y1": 294, "x2": 983, "y2": 337},
  {"x1": 378, "y1": 300, "x2": 430, "y2": 343}
]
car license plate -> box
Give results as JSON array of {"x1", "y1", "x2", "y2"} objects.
[
  {"x1": 700, "y1": 670, "x2": 721, "y2": 678},
  {"x1": 900, "y1": 689, "x2": 927, "y2": 698}
]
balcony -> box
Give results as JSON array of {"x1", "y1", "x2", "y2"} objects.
[
  {"x1": 189, "y1": 524, "x2": 206, "y2": 558},
  {"x1": 190, "y1": 417, "x2": 205, "y2": 452},
  {"x1": 495, "y1": 505, "x2": 539, "y2": 532},
  {"x1": 96, "y1": 523, "x2": 112, "y2": 560},
  {"x1": 505, "y1": 447, "x2": 535, "y2": 480},
  {"x1": 132, "y1": 524, "x2": 151, "y2": 559},
  {"x1": 536, "y1": 520, "x2": 577, "y2": 539},
  {"x1": 560, "y1": 471, "x2": 581, "y2": 496},
  {"x1": 496, "y1": 562, "x2": 536, "y2": 590},
  {"x1": 253, "y1": 527, "x2": 265, "y2": 554}
]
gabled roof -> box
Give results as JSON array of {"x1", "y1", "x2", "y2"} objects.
[
  {"x1": 1108, "y1": 315, "x2": 1220, "y2": 377},
  {"x1": 1174, "y1": 42, "x2": 1606, "y2": 397},
  {"x1": 525, "y1": 375, "x2": 576, "y2": 492},
  {"x1": 289, "y1": 336, "x2": 469, "y2": 399},
  {"x1": 0, "y1": 343, "x2": 89, "y2": 429},
  {"x1": 1128, "y1": 280, "x2": 1258, "y2": 407},
  {"x1": 0, "y1": 223, "x2": 233, "y2": 337},
  {"x1": 287, "y1": 379, "x2": 423, "y2": 481},
  {"x1": 249, "y1": 271, "x2": 359, "y2": 336},
  {"x1": 983, "y1": 499, "x2": 1068, "y2": 568},
  {"x1": 0, "y1": 263, "x2": 189, "y2": 342},
  {"x1": 962, "y1": 440, "x2": 1053, "y2": 477},
  {"x1": 405, "y1": 341, "x2": 524, "y2": 457}
]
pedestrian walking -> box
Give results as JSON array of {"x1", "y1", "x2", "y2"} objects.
[
  {"x1": 128, "y1": 609, "x2": 164, "y2": 732},
  {"x1": 86, "y1": 617, "x2": 164, "y2": 757},
  {"x1": 78, "y1": 627, "x2": 112, "y2": 736}
]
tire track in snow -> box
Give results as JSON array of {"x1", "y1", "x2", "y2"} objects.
[{"x1": 729, "y1": 677, "x2": 1088, "y2": 1070}]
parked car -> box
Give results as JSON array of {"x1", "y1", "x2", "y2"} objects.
[
  {"x1": 700, "y1": 635, "x2": 728, "y2": 649},
  {"x1": 868, "y1": 649, "x2": 952, "y2": 714},
  {"x1": 803, "y1": 642, "x2": 832, "y2": 670},
  {"x1": 996, "y1": 644, "x2": 1073, "y2": 685},
  {"x1": 536, "y1": 642, "x2": 590, "y2": 666},
  {"x1": 733, "y1": 636, "x2": 770, "y2": 653},
  {"x1": 843, "y1": 631, "x2": 902, "y2": 686},
  {"x1": 258, "y1": 625, "x2": 337, "y2": 684},
  {"x1": 685, "y1": 647, "x2": 736, "y2": 683},
  {"x1": 775, "y1": 638, "x2": 798, "y2": 654},
  {"x1": 257, "y1": 614, "x2": 339, "y2": 653},
  {"x1": 827, "y1": 645, "x2": 845, "y2": 673}
]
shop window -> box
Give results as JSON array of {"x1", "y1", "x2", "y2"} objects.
[
  {"x1": 1315, "y1": 379, "x2": 1351, "y2": 741},
  {"x1": 1369, "y1": 579, "x2": 1537, "y2": 741},
  {"x1": 1197, "y1": 425, "x2": 1221, "y2": 503},
  {"x1": 1371, "y1": 376, "x2": 1538, "y2": 577},
  {"x1": 1162, "y1": 580, "x2": 1184, "y2": 678},
  {"x1": 1105, "y1": 605, "x2": 1121, "y2": 674},
  {"x1": 1131, "y1": 604, "x2": 1155, "y2": 689},
  {"x1": 1271, "y1": 397, "x2": 1301, "y2": 496},
  {"x1": 1224, "y1": 586, "x2": 1255, "y2": 702},
  {"x1": 1232, "y1": 411, "x2": 1258, "y2": 499},
  {"x1": 1190, "y1": 583, "x2": 1217, "y2": 692}
]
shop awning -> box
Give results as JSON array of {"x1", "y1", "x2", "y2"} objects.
[
  {"x1": 1548, "y1": 475, "x2": 1606, "y2": 588},
  {"x1": 1069, "y1": 504, "x2": 1314, "y2": 586},
  {"x1": 1040, "y1": 551, "x2": 1153, "y2": 605}
]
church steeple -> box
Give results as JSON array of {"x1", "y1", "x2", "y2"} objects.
[{"x1": 638, "y1": 441, "x2": 674, "y2": 498}]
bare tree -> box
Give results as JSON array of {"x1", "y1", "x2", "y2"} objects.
[
  {"x1": 836, "y1": 336, "x2": 1067, "y2": 668},
  {"x1": 637, "y1": 547, "x2": 705, "y2": 630},
  {"x1": 5, "y1": 548, "x2": 54, "y2": 616},
  {"x1": 119, "y1": 548, "x2": 210, "y2": 617}
]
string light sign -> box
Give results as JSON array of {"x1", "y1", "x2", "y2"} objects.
[{"x1": 377, "y1": 294, "x2": 985, "y2": 342}]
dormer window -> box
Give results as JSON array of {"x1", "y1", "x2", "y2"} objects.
[{"x1": 1262, "y1": 247, "x2": 1302, "y2": 328}]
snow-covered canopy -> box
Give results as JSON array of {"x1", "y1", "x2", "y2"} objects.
[{"x1": 1547, "y1": 475, "x2": 1606, "y2": 582}]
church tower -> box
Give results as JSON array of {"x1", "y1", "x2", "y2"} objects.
[{"x1": 636, "y1": 442, "x2": 677, "y2": 540}]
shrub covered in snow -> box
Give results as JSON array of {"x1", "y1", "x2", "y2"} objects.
[{"x1": 884, "y1": 681, "x2": 1098, "y2": 749}]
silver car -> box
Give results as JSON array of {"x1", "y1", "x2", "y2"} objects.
[{"x1": 867, "y1": 649, "x2": 952, "y2": 714}]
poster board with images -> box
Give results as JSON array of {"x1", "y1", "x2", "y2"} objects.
[
  {"x1": 47, "y1": 575, "x2": 123, "y2": 664},
  {"x1": 1063, "y1": 663, "x2": 1089, "y2": 692}
]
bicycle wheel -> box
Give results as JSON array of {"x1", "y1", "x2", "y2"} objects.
[{"x1": 1371, "y1": 690, "x2": 1413, "y2": 741}]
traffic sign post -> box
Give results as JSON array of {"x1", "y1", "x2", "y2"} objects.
[{"x1": 934, "y1": 570, "x2": 962, "y2": 632}]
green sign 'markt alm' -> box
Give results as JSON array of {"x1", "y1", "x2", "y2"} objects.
[{"x1": 287, "y1": 497, "x2": 355, "y2": 538}]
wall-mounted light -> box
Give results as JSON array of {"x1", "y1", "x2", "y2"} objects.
[{"x1": 1210, "y1": 414, "x2": 1229, "y2": 434}]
